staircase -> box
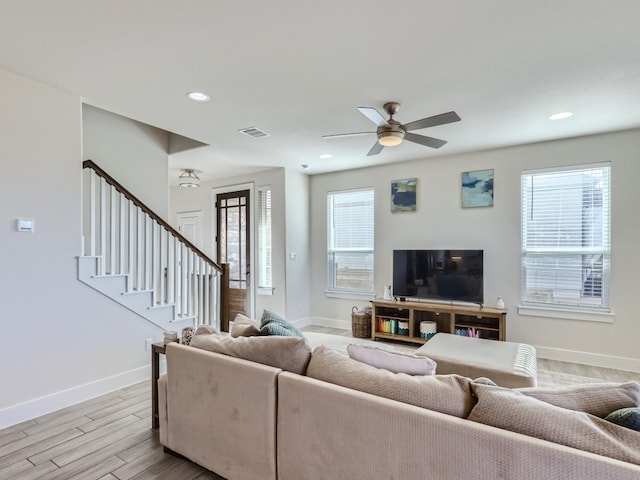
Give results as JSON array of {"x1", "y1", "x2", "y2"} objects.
[{"x1": 78, "y1": 160, "x2": 229, "y2": 332}]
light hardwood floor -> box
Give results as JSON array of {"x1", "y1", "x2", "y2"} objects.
[{"x1": 1, "y1": 327, "x2": 638, "y2": 479}]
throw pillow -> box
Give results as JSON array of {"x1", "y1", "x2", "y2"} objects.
[
  {"x1": 307, "y1": 345, "x2": 475, "y2": 418},
  {"x1": 468, "y1": 383, "x2": 640, "y2": 466},
  {"x1": 259, "y1": 309, "x2": 304, "y2": 337},
  {"x1": 230, "y1": 313, "x2": 260, "y2": 338},
  {"x1": 517, "y1": 381, "x2": 640, "y2": 418},
  {"x1": 606, "y1": 407, "x2": 640, "y2": 431},
  {"x1": 190, "y1": 332, "x2": 312, "y2": 374},
  {"x1": 347, "y1": 344, "x2": 437, "y2": 375},
  {"x1": 194, "y1": 324, "x2": 218, "y2": 335}
]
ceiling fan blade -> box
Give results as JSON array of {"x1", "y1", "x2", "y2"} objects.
[
  {"x1": 403, "y1": 111, "x2": 461, "y2": 132},
  {"x1": 358, "y1": 107, "x2": 388, "y2": 126},
  {"x1": 404, "y1": 132, "x2": 447, "y2": 149},
  {"x1": 367, "y1": 141, "x2": 384, "y2": 156},
  {"x1": 322, "y1": 131, "x2": 375, "y2": 139}
]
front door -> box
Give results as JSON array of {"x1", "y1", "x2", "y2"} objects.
[{"x1": 216, "y1": 190, "x2": 250, "y2": 325}]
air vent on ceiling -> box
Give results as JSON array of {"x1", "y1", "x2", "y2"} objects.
[{"x1": 238, "y1": 126, "x2": 270, "y2": 138}]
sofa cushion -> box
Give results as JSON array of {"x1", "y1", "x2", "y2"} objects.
[
  {"x1": 468, "y1": 383, "x2": 640, "y2": 466},
  {"x1": 306, "y1": 345, "x2": 474, "y2": 417},
  {"x1": 347, "y1": 344, "x2": 437, "y2": 375},
  {"x1": 258, "y1": 310, "x2": 304, "y2": 337},
  {"x1": 190, "y1": 331, "x2": 311, "y2": 374},
  {"x1": 517, "y1": 381, "x2": 640, "y2": 418},
  {"x1": 230, "y1": 313, "x2": 260, "y2": 338},
  {"x1": 606, "y1": 407, "x2": 640, "y2": 432}
]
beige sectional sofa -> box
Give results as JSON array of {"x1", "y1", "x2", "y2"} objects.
[{"x1": 158, "y1": 340, "x2": 640, "y2": 480}]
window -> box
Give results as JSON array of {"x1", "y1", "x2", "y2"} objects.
[
  {"x1": 257, "y1": 186, "x2": 272, "y2": 292},
  {"x1": 327, "y1": 188, "x2": 374, "y2": 295},
  {"x1": 521, "y1": 164, "x2": 610, "y2": 311}
]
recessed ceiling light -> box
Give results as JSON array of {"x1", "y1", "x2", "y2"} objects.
[
  {"x1": 187, "y1": 91, "x2": 210, "y2": 102},
  {"x1": 319, "y1": 154, "x2": 332, "y2": 159},
  {"x1": 548, "y1": 111, "x2": 573, "y2": 121}
]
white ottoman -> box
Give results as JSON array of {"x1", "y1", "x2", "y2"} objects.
[{"x1": 415, "y1": 333, "x2": 537, "y2": 388}]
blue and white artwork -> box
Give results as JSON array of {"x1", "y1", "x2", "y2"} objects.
[
  {"x1": 391, "y1": 178, "x2": 417, "y2": 212},
  {"x1": 461, "y1": 169, "x2": 494, "y2": 208}
]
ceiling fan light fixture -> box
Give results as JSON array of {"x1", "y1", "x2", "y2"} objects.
[
  {"x1": 378, "y1": 131, "x2": 404, "y2": 147},
  {"x1": 179, "y1": 168, "x2": 200, "y2": 188}
]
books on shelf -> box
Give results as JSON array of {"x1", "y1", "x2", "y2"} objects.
[
  {"x1": 455, "y1": 327, "x2": 480, "y2": 338},
  {"x1": 377, "y1": 317, "x2": 399, "y2": 334}
]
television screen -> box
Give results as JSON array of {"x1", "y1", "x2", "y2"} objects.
[{"x1": 393, "y1": 250, "x2": 483, "y2": 304}]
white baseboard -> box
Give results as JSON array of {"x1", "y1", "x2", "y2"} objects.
[
  {"x1": 309, "y1": 316, "x2": 351, "y2": 331},
  {"x1": 290, "y1": 316, "x2": 313, "y2": 329},
  {"x1": 0, "y1": 366, "x2": 150, "y2": 430},
  {"x1": 535, "y1": 346, "x2": 640, "y2": 373}
]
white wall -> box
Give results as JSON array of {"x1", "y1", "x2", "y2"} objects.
[
  {"x1": 0, "y1": 68, "x2": 166, "y2": 428},
  {"x1": 310, "y1": 129, "x2": 640, "y2": 371},
  {"x1": 170, "y1": 168, "x2": 288, "y2": 320},
  {"x1": 82, "y1": 104, "x2": 170, "y2": 218},
  {"x1": 284, "y1": 170, "x2": 311, "y2": 322}
]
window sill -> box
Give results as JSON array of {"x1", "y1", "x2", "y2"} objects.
[
  {"x1": 325, "y1": 290, "x2": 375, "y2": 301},
  {"x1": 517, "y1": 305, "x2": 614, "y2": 323}
]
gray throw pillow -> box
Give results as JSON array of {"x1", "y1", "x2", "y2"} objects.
[
  {"x1": 259, "y1": 309, "x2": 304, "y2": 337},
  {"x1": 606, "y1": 407, "x2": 640, "y2": 431}
]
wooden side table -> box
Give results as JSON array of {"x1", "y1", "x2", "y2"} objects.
[{"x1": 151, "y1": 342, "x2": 167, "y2": 429}]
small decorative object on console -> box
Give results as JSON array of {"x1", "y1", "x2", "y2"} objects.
[
  {"x1": 420, "y1": 321, "x2": 437, "y2": 340},
  {"x1": 496, "y1": 297, "x2": 505, "y2": 309},
  {"x1": 181, "y1": 327, "x2": 194, "y2": 346}
]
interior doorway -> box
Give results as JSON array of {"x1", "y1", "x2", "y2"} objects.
[
  {"x1": 216, "y1": 189, "x2": 251, "y2": 323},
  {"x1": 176, "y1": 210, "x2": 203, "y2": 249}
]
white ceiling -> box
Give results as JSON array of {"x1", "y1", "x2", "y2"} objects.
[{"x1": 1, "y1": 1, "x2": 639, "y2": 184}]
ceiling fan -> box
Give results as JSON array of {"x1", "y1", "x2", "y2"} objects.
[{"x1": 322, "y1": 102, "x2": 461, "y2": 156}]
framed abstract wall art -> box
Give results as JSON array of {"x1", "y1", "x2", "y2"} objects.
[
  {"x1": 391, "y1": 178, "x2": 417, "y2": 212},
  {"x1": 461, "y1": 169, "x2": 494, "y2": 208}
]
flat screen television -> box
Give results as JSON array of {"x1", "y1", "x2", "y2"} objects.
[{"x1": 393, "y1": 249, "x2": 484, "y2": 304}]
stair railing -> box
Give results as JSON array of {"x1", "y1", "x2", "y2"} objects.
[{"x1": 82, "y1": 160, "x2": 229, "y2": 330}]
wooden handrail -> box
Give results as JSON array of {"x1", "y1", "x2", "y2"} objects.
[{"x1": 83, "y1": 159, "x2": 222, "y2": 273}]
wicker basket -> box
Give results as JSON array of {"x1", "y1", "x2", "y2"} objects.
[{"x1": 351, "y1": 306, "x2": 372, "y2": 338}]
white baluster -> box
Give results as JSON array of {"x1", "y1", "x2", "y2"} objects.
[
  {"x1": 166, "y1": 234, "x2": 174, "y2": 306},
  {"x1": 174, "y1": 240, "x2": 182, "y2": 317},
  {"x1": 89, "y1": 169, "x2": 97, "y2": 257},
  {"x1": 109, "y1": 185, "x2": 116, "y2": 275},
  {"x1": 136, "y1": 208, "x2": 143, "y2": 291},
  {"x1": 99, "y1": 177, "x2": 107, "y2": 276},
  {"x1": 145, "y1": 215, "x2": 152, "y2": 291},
  {"x1": 152, "y1": 222, "x2": 159, "y2": 305},
  {"x1": 160, "y1": 229, "x2": 167, "y2": 305},
  {"x1": 119, "y1": 194, "x2": 126, "y2": 275},
  {"x1": 128, "y1": 201, "x2": 135, "y2": 292}
]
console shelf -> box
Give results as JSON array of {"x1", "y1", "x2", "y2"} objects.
[{"x1": 371, "y1": 299, "x2": 506, "y2": 344}]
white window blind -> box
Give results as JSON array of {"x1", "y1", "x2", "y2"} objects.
[
  {"x1": 257, "y1": 186, "x2": 272, "y2": 289},
  {"x1": 327, "y1": 188, "x2": 374, "y2": 293},
  {"x1": 521, "y1": 164, "x2": 610, "y2": 311}
]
